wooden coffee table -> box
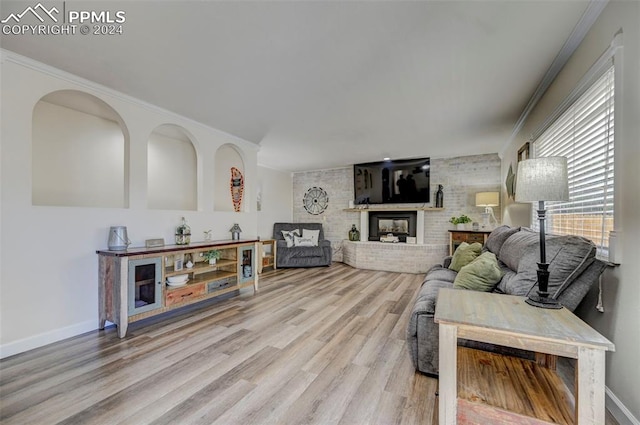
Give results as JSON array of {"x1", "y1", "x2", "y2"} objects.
[{"x1": 434, "y1": 288, "x2": 615, "y2": 425}]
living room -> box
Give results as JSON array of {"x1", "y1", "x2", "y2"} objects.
[{"x1": 1, "y1": 1, "x2": 638, "y2": 424}]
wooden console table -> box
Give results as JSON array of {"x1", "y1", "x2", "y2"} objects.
[
  {"x1": 97, "y1": 239, "x2": 259, "y2": 338},
  {"x1": 435, "y1": 288, "x2": 614, "y2": 424}
]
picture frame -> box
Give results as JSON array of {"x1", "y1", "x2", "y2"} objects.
[
  {"x1": 174, "y1": 257, "x2": 183, "y2": 271},
  {"x1": 517, "y1": 142, "x2": 530, "y2": 162}
]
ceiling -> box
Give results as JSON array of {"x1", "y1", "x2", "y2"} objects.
[{"x1": 1, "y1": 1, "x2": 592, "y2": 171}]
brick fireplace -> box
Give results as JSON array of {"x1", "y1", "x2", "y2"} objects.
[{"x1": 367, "y1": 211, "x2": 417, "y2": 242}]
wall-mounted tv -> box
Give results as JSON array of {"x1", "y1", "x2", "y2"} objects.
[{"x1": 354, "y1": 157, "x2": 430, "y2": 205}]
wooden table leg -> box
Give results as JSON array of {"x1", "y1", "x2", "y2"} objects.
[
  {"x1": 576, "y1": 346, "x2": 606, "y2": 424},
  {"x1": 439, "y1": 323, "x2": 458, "y2": 425}
]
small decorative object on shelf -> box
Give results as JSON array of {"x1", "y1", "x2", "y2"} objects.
[
  {"x1": 203, "y1": 250, "x2": 220, "y2": 265},
  {"x1": 184, "y1": 253, "x2": 193, "y2": 268},
  {"x1": 348, "y1": 224, "x2": 360, "y2": 241},
  {"x1": 230, "y1": 223, "x2": 242, "y2": 240},
  {"x1": 175, "y1": 217, "x2": 191, "y2": 245},
  {"x1": 203, "y1": 229, "x2": 212, "y2": 241},
  {"x1": 435, "y1": 184, "x2": 444, "y2": 208},
  {"x1": 243, "y1": 265, "x2": 252, "y2": 278},
  {"x1": 108, "y1": 226, "x2": 131, "y2": 251},
  {"x1": 145, "y1": 238, "x2": 164, "y2": 248}
]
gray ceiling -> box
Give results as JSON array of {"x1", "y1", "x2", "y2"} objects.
[{"x1": 1, "y1": 1, "x2": 592, "y2": 171}]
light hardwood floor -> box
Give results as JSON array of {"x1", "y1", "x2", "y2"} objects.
[{"x1": 0, "y1": 264, "x2": 617, "y2": 424}]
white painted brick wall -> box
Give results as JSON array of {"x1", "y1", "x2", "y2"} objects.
[
  {"x1": 342, "y1": 241, "x2": 449, "y2": 274},
  {"x1": 292, "y1": 153, "x2": 501, "y2": 265}
]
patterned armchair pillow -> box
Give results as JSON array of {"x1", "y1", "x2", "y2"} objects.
[{"x1": 281, "y1": 229, "x2": 300, "y2": 248}]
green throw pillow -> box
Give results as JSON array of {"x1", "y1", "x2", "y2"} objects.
[
  {"x1": 449, "y1": 242, "x2": 482, "y2": 272},
  {"x1": 453, "y1": 251, "x2": 504, "y2": 292}
]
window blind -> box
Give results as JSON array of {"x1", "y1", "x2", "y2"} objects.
[{"x1": 532, "y1": 66, "x2": 614, "y2": 259}]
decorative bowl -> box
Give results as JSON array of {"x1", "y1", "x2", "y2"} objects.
[{"x1": 167, "y1": 274, "x2": 188, "y2": 283}]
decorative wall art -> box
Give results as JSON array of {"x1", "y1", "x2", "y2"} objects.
[
  {"x1": 506, "y1": 163, "x2": 516, "y2": 199},
  {"x1": 303, "y1": 187, "x2": 329, "y2": 215},
  {"x1": 230, "y1": 167, "x2": 244, "y2": 212}
]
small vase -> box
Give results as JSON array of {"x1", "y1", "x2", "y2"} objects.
[
  {"x1": 348, "y1": 224, "x2": 360, "y2": 241},
  {"x1": 456, "y1": 223, "x2": 466, "y2": 230},
  {"x1": 209, "y1": 258, "x2": 217, "y2": 265}
]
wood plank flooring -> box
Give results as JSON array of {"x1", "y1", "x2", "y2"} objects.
[
  {"x1": 0, "y1": 263, "x2": 618, "y2": 425},
  {"x1": 1, "y1": 264, "x2": 436, "y2": 424}
]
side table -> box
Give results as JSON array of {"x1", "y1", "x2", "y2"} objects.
[
  {"x1": 434, "y1": 288, "x2": 615, "y2": 424},
  {"x1": 258, "y1": 239, "x2": 277, "y2": 273},
  {"x1": 448, "y1": 230, "x2": 491, "y2": 255}
]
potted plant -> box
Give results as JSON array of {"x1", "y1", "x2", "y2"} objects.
[
  {"x1": 449, "y1": 214, "x2": 473, "y2": 230},
  {"x1": 203, "y1": 249, "x2": 221, "y2": 265}
]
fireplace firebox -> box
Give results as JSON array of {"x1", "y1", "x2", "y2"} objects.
[{"x1": 368, "y1": 211, "x2": 417, "y2": 242}]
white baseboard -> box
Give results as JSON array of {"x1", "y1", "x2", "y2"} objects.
[
  {"x1": 607, "y1": 386, "x2": 640, "y2": 425},
  {"x1": 0, "y1": 320, "x2": 97, "y2": 359}
]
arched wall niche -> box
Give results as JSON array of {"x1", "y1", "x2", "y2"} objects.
[
  {"x1": 32, "y1": 90, "x2": 129, "y2": 208},
  {"x1": 147, "y1": 124, "x2": 198, "y2": 211},
  {"x1": 214, "y1": 144, "x2": 246, "y2": 212}
]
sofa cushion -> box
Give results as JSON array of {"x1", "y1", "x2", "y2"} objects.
[
  {"x1": 413, "y1": 278, "x2": 455, "y2": 316},
  {"x1": 485, "y1": 225, "x2": 520, "y2": 255},
  {"x1": 274, "y1": 223, "x2": 325, "y2": 241},
  {"x1": 302, "y1": 228, "x2": 320, "y2": 246},
  {"x1": 454, "y1": 252, "x2": 504, "y2": 292},
  {"x1": 498, "y1": 228, "x2": 539, "y2": 271},
  {"x1": 425, "y1": 264, "x2": 458, "y2": 283},
  {"x1": 293, "y1": 235, "x2": 315, "y2": 247},
  {"x1": 287, "y1": 246, "x2": 325, "y2": 258},
  {"x1": 498, "y1": 228, "x2": 596, "y2": 297},
  {"x1": 281, "y1": 229, "x2": 300, "y2": 247},
  {"x1": 449, "y1": 242, "x2": 482, "y2": 272}
]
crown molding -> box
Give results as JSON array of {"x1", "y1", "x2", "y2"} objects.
[
  {"x1": 499, "y1": 0, "x2": 609, "y2": 158},
  {"x1": 0, "y1": 48, "x2": 257, "y2": 150}
]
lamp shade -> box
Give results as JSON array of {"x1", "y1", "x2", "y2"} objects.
[
  {"x1": 475, "y1": 192, "x2": 499, "y2": 207},
  {"x1": 515, "y1": 157, "x2": 569, "y2": 202}
]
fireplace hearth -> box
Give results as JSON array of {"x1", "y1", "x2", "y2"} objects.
[{"x1": 368, "y1": 211, "x2": 417, "y2": 242}]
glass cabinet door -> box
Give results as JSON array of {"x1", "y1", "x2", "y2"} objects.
[
  {"x1": 128, "y1": 257, "x2": 162, "y2": 315},
  {"x1": 238, "y1": 246, "x2": 255, "y2": 284}
]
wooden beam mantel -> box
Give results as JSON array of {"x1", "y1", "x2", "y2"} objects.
[{"x1": 343, "y1": 206, "x2": 443, "y2": 212}]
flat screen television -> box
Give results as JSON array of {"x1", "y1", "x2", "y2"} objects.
[{"x1": 353, "y1": 157, "x2": 430, "y2": 205}]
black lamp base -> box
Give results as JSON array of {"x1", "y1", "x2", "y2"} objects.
[{"x1": 526, "y1": 294, "x2": 563, "y2": 309}]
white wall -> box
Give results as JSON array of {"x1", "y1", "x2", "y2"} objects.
[
  {"x1": 256, "y1": 166, "x2": 293, "y2": 239},
  {"x1": 147, "y1": 131, "x2": 197, "y2": 211},
  {"x1": 501, "y1": 1, "x2": 640, "y2": 421},
  {"x1": 32, "y1": 101, "x2": 126, "y2": 208},
  {"x1": 0, "y1": 54, "x2": 260, "y2": 357}
]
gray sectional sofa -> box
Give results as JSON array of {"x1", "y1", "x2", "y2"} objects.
[
  {"x1": 406, "y1": 225, "x2": 606, "y2": 376},
  {"x1": 273, "y1": 222, "x2": 332, "y2": 268}
]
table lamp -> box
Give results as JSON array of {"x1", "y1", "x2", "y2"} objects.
[
  {"x1": 515, "y1": 157, "x2": 569, "y2": 309},
  {"x1": 475, "y1": 192, "x2": 499, "y2": 229}
]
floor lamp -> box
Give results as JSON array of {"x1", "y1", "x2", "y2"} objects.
[{"x1": 515, "y1": 157, "x2": 569, "y2": 309}]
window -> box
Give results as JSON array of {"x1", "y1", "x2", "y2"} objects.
[{"x1": 532, "y1": 66, "x2": 614, "y2": 259}]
